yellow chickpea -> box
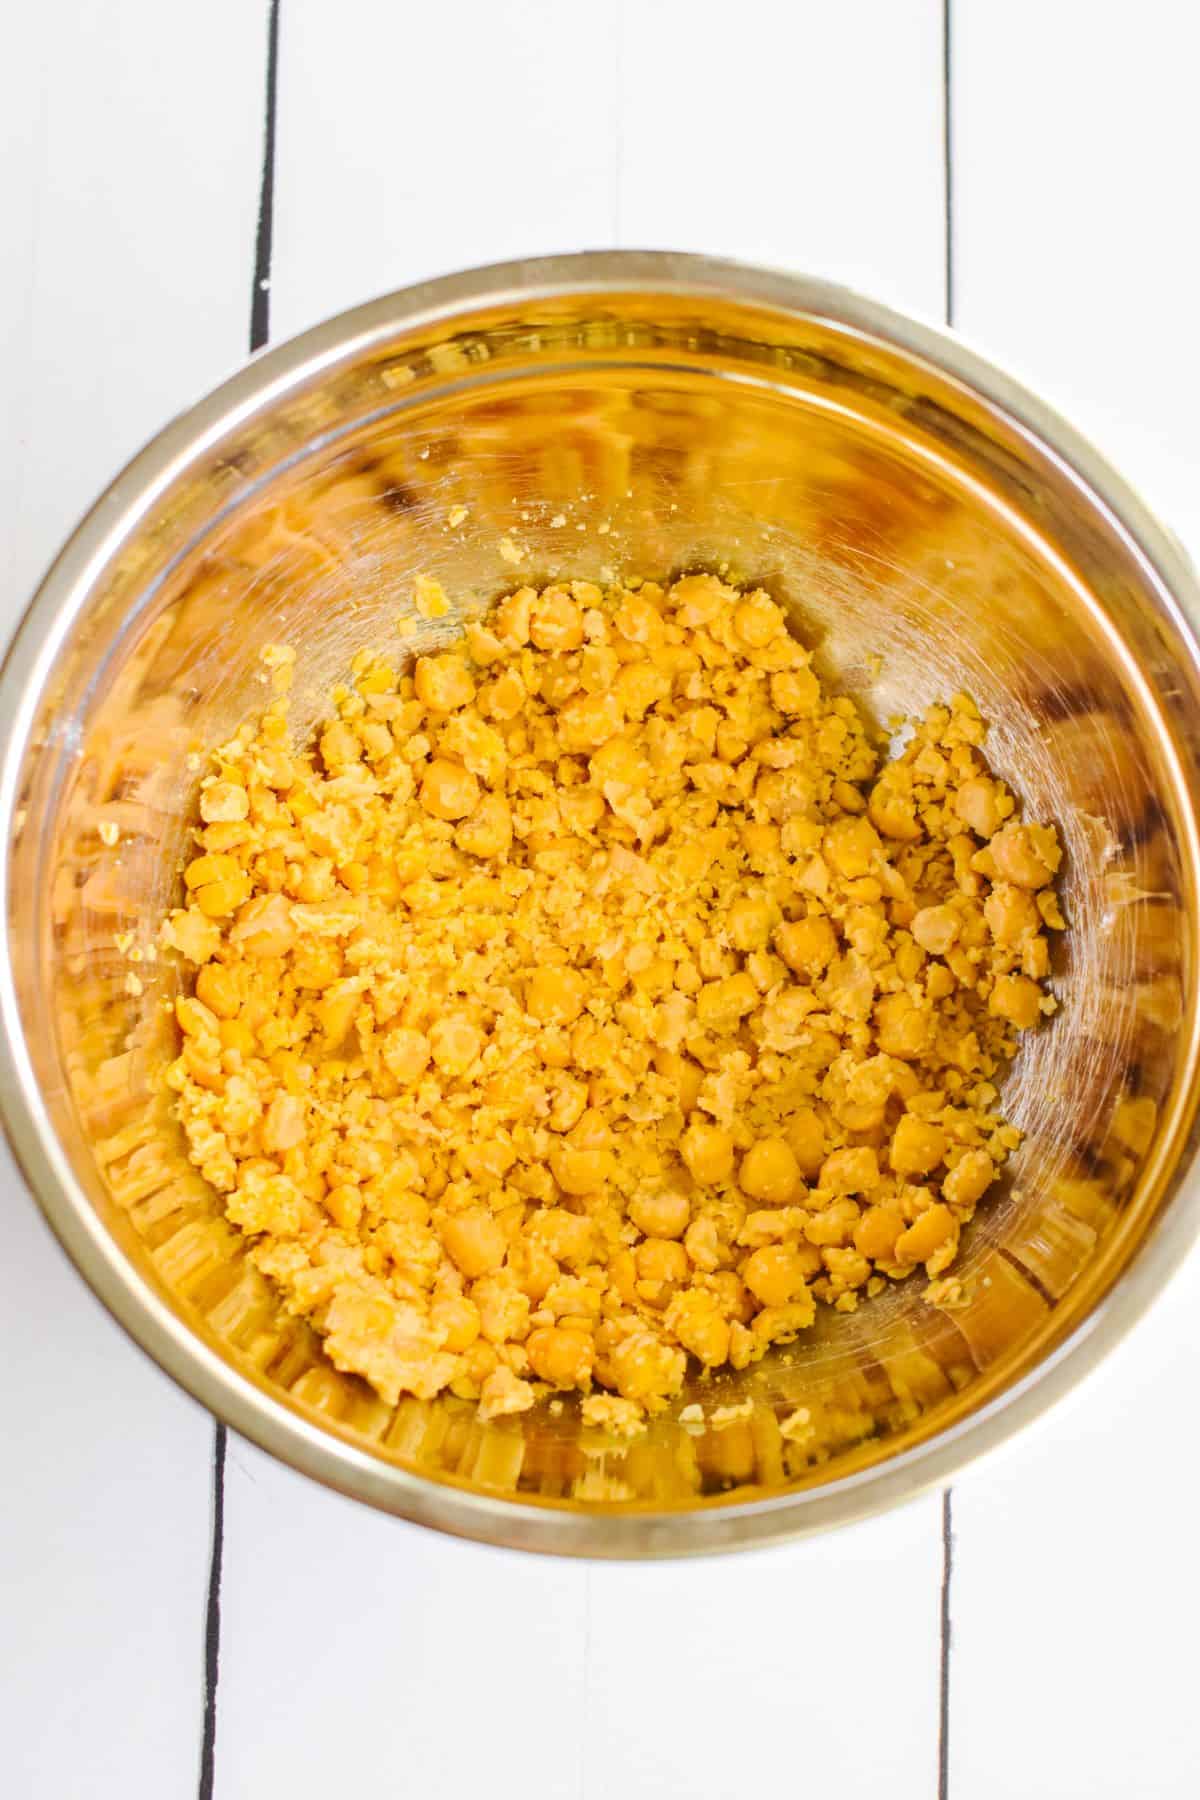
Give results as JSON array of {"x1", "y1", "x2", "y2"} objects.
[
  {"x1": 185, "y1": 852, "x2": 241, "y2": 892},
  {"x1": 628, "y1": 1188, "x2": 691, "y2": 1239},
  {"x1": 455, "y1": 793, "x2": 512, "y2": 859},
  {"x1": 741, "y1": 820, "x2": 782, "y2": 867},
  {"x1": 529, "y1": 1208, "x2": 597, "y2": 1270},
  {"x1": 176, "y1": 995, "x2": 219, "y2": 1039},
  {"x1": 479, "y1": 668, "x2": 526, "y2": 722},
  {"x1": 547, "y1": 1075, "x2": 588, "y2": 1134},
  {"x1": 868, "y1": 771, "x2": 922, "y2": 841},
  {"x1": 889, "y1": 1114, "x2": 947, "y2": 1177},
  {"x1": 775, "y1": 915, "x2": 837, "y2": 977},
  {"x1": 895, "y1": 1203, "x2": 956, "y2": 1266},
  {"x1": 558, "y1": 691, "x2": 624, "y2": 752},
  {"x1": 825, "y1": 816, "x2": 882, "y2": 879},
  {"x1": 607, "y1": 1248, "x2": 640, "y2": 1306},
  {"x1": 291, "y1": 940, "x2": 342, "y2": 990},
  {"x1": 818, "y1": 1146, "x2": 880, "y2": 1195},
  {"x1": 609, "y1": 1331, "x2": 686, "y2": 1402},
  {"x1": 680, "y1": 1121, "x2": 735, "y2": 1185},
  {"x1": 613, "y1": 590, "x2": 666, "y2": 644},
  {"x1": 293, "y1": 859, "x2": 336, "y2": 905},
  {"x1": 337, "y1": 860, "x2": 369, "y2": 894},
  {"x1": 231, "y1": 892, "x2": 295, "y2": 957},
  {"x1": 493, "y1": 587, "x2": 534, "y2": 645},
  {"x1": 989, "y1": 972, "x2": 1043, "y2": 1030},
  {"x1": 770, "y1": 668, "x2": 820, "y2": 715},
  {"x1": 430, "y1": 1014, "x2": 482, "y2": 1076},
  {"x1": 195, "y1": 873, "x2": 252, "y2": 918},
  {"x1": 614, "y1": 661, "x2": 671, "y2": 720},
  {"x1": 261, "y1": 1093, "x2": 306, "y2": 1154},
  {"x1": 382, "y1": 1027, "x2": 431, "y2": 1085},
  {"x1": 255, "y1": 745, "x2": 294, "y2": 791},
  {"x1": 784, "y1": 1108, "x2": 826, "y2": 1179},
  {"x1": 526, "y1": 1325, "x2": 593, "y2": 1389},
  {"x1": 954, "y1": 777, "x2": 1004, "y2": 838},
  {"x1": 471, "y1": 1273, "x2": 531, "y2": 1345},
  {"x1": 667, "y1": 1290, "x2": 731, "y2": 1366},
  {"x1": 357, "y1": 720, "x2": 394, "y2": 763},
  {"x1": 414, "y1": 653, "x2": 475, "y2": 712},
  {"x1": 550, "y1": 1146, "x2": 611, "y2": 1196},
  {"x1": 726, "y1": 895, "x2": 774, "y2": 952},
  {"x1": 442, "y1": 1207, "x2": 507, "y2": 1278},
  {"x1": 708, "y1": 1269, "x2": 756, "y2": 1321},
  {"x1": 507, "y1": 1237, "x2": 559, "y2": 1302},
  {"x1": 874, "y1": 991, "x2": 934, "y2": 1060},
  {"x1": 984, "y1": 883, "x2": 1040, "y2": 944},
  {"x1": 804, "y1": 1198, "x2": 862, "y2": 1247},
  {"x1": 529, "y1": 587, "x2": 585, "y2": 652},
  {"x1": 323, "y1": 1183, "x2": 364, "y2": 1230},
  {"x1": 742, "y1": 1245, "x2": 809, "y2": 1307},
  {"x1": 943, "y1": 1148, "x2": 996, "y2": 1211},
  {"x1": 419, "y1": 758, "x2": 480, "y2": 820},
  {"x1": 910, "y1": 904, "x2": 959, "y2": 957},
  {"x1": 559, "y1": 784, "x2": 606, "y2": 833},
  {"x1": 695, "y1": 971, "x2": 758, "y2": 1033},
  {"x1": 163, "y1": 906, "x2": 222, "y2": 964},
  {"x1": 989, "y1": 822, "x2": 1061, "y2": 889},
  {"x1": 431, "y1": 1294, "x2": 482, "y2": 1353},
  {"x1": 219, "y1": 1017, "x2": 255, "y2": 1058},
  {"x1": 650, "y1": 1048, "x2": 702, "y2": 1114},
  {"x1": 216, "y1": 1074, "x2": 260, "y2": 1137},
  {"x1": 199, "y1": 781, "x2": 249, "y2": 824},
  {"x1": 739, "y1": 1137, "x2": 800, "y2": 1205},
  {"x1": 733, "y1": 593, "x2": 784, "y2": 647},
  {"x1": 526, "y1": 965, "x2": 588, "y2": 1026},
  {"x1": 635, "y1": 1237, "x2": 690, "y2": 1287},
  {"x1": 319, "y1": 721, "x2": 361, "y2": 769},
  {"x1": 567, "y1": 1107, "x2": 610, "y2": 1151},
  {"x1": 853, "y1": 1203, "x2": 906, "y2": 1261},
  {"x1": 672, "y1": 573, "x2": 728, "y2": 625},
  {"x1": 200, "y1": 820, "x2": 251, "y2": 853},
  {"x1": 194, "y1": 962, "x2": 240, "y2": 1019},
  {"x1": 464, "y1": 622, "x2": 504, "y2": 665}
]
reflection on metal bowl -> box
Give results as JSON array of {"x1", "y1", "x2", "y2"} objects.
[{"x1": 3, "y1": 253, "x2": 1199, "y2": 1554}]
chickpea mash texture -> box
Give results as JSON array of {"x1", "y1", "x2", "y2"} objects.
[{"x1": 161, "y1": 574, "x2": 1064, "y2": 1430}]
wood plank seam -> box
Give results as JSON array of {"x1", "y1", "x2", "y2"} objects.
[
  {"x1": 198, "y1": 5, "x2": 281, "y2": 1796},
  {"x1": 939, "y1": 6, "x2": 956, "y2": 1798}
]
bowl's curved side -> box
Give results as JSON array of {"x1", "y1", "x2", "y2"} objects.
[{"x1": 2, "y1": 252, "x2": 1199, "y2": 1553}]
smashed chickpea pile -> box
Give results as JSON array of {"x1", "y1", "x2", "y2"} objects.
[{"x1": 161, "y1": 573, "x2": 1064, "y2": 1431}]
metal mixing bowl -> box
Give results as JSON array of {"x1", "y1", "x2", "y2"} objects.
[{"x1": 4, "y1": 252, "x2": 1199, "y2": 1554}]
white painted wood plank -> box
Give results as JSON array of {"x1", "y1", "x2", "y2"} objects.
[
  {"x1": 951, "y1": 1256, "x2": 1200, "y2": 1800},
  {"x1": 0, "y1": 7, "x2": 267, "y2": 1796},
  {"x1": 618, "y1": 0, "x2": 946, "y2": 322},
  {"x1": 270, "y1": 0, "x2": 623, "y2": 342},
  {"x1": 220, "y1": 1451, "x2": 940, "y2": 1800},
  {"x1": 584, "y1": 1502, "x2": 941, "y2": 1800},
  {"x1": 0, "y1": 4, "x2": 267, "y2": 612},
  {"x1": 951, "y1": 6, "x2": 1200, "y2": 1796},
  {"x1": 216, "y1": 1441, "x2": 589, "y2": 1800},
  {"x1": 220, "y1": 9, "x2": 947, "y2": 1800},
  {"x1": 954, "y1": 0, "x2": 1200, "y2": 553},
  {"x1": 597, "y1": 13, "x2": 947, "y2": 1794}
]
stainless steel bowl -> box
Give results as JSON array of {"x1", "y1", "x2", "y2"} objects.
[{"x1": 4, "y1": 252, "x2": 1199, "y2": 1554}]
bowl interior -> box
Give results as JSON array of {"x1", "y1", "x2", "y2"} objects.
[{"x1": 8, "y1": 268, "x2": 1200, "y2": 1545}]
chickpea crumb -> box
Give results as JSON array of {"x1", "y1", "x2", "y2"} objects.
[{"x1": 162, "y1": 575, "x2": 1063, "y2": 1430}]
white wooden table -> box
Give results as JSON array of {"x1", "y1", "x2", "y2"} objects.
[{"x1": 4, "y1": 4, "x2": 1200, "y2": 1795}]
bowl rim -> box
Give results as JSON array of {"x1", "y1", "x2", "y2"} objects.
[{"x1": 4, "y1": 248, "x2": 1200, "y2": 1555}]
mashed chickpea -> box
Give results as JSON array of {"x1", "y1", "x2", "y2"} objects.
[{"x1": 160, "y1": 575, "x2": 1063, "y2": 1428}]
